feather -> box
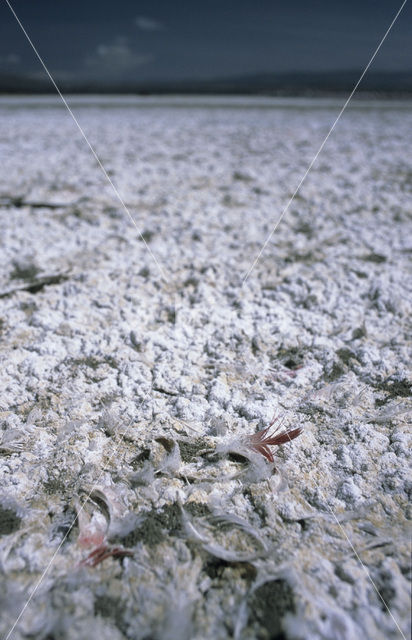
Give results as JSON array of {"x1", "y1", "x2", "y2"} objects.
[{"x1": 244, "y1": 423, "x2": 303, "y2": 463}]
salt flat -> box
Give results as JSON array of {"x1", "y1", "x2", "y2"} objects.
[{"x1": 0, "y1": 96, "x2": 411, "y2": 640}]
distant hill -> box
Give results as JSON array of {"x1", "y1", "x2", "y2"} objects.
[{"x1": 0, "y1": 69, "x2": 411, "y2": 95}]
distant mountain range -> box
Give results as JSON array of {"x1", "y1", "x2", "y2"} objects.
[{"x1": 1, "y1": 69, "x2": 411, "y2": 95}]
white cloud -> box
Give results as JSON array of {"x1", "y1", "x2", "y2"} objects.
[
  {"x1": 28, "y1": 69, "x2": 76, "y2": 82},
  {"x1": 0, "y1": 53, "x2": 20, "y2": 67},
  {"x1": 84, "y1": 37, "x2": 153, "y2": 78},
  {"x1": 135, "y1": 16, "x2": 164, "y2": 31}
]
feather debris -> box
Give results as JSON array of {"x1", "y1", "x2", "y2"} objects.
[
  {"x1": 74, "y1": 490, "x2": 135, "y2": 567},
  {"x1": 0, "y1": 430, "x2": 25, "y2": 453},
  {"x1": 155, "y1": 439, "x2": 181, "y2": 475},
  {"x1": 210, "y1": 511, "x2": 268, "y2": 552},
  {"x1": 243, "y1": 415, "x2": 303, "y2": 464},
  {"x1": 179, "y1": 499, "x2": 267, "y2": 563},
  {"x1": 129, "y1": 461, "x2": 156, "y2": 487},
  {"x1": 244, "y1": 425, "x2": 303, "y2": 463},
  {"x1": 215, "y1": 414, "x2": 303, "y2": 466},
  {"x1": 0, "y1": 410, "x2": 41, "y2": 452},
  {"x1": 80, "y1": 544, "x2": 134, "y2": 567}
]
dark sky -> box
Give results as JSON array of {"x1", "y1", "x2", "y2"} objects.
[{"x1": 0, "y1": 0, "x2": 410, "y2": 83}]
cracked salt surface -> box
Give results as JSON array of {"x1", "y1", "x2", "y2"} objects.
[{"x1": 0, "y1": 96, "x2": 411, "y2": 640}]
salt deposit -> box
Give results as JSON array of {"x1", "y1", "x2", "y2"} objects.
[{"x1": 0, "y1": 96, "x2": 410, "y2": 640}]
